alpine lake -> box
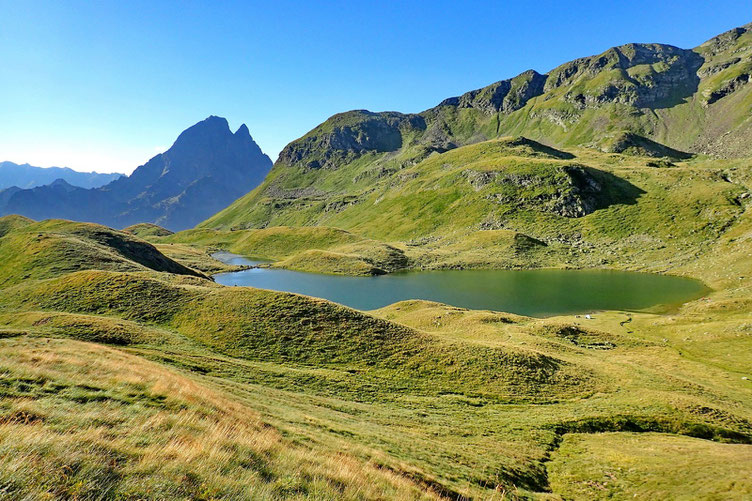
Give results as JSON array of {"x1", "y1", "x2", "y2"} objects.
[{"x1": 212, "y1": 252, "x2": 709, "y2": 317}]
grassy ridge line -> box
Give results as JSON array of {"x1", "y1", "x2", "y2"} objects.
[{"x1": 0, "y1": 217, "x2": 205, "y2": 286}]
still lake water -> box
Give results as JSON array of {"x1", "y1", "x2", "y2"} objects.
[{"x1": 212, "y1": 252, "x2": 709, "y2": 317}]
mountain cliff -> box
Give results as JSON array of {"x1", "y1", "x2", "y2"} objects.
[{"x1": 0, "y1": 116, "x2": 272, "y2": 231}]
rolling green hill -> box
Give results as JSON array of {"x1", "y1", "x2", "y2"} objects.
[{"x1": 0, "y1": 217, "x2": 204, "y2": 286}]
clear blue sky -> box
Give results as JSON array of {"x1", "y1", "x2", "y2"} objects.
[{"x1": 1, "y1": 1, "x2": 749, "y2": 173}]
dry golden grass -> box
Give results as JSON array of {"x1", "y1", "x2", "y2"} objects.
[{"x1": 0, "y1": 337, "x2": 443, "y2": 500}]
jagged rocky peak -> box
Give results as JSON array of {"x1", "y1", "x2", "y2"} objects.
[
  {"x1": 127, "y1": 116, "x2": 270, "y2": 187},
  {"x1": 439, "y1": 69, "x2": 547, "y2": 114},
  {"x1": 0, "y1": 116, "x2": 274, "y2": 231},
  {"x1": 168, "y1": 115, "x2": 261, "y2": 157}
]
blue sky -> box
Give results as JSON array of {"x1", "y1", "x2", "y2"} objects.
[{"x1": 1, "y1": 1, "x2": 749, "y2": 173}]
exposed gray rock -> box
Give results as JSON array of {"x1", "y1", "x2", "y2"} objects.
[
  {"x1": 278, "y1": 111, "x2": 426, "y2": 170},
  {"x1": 704, "y1": 72, "x2": 752, "y2": 105},
  {"x1": 440, "y1": 70, "x2": 547, "y2": 114}
]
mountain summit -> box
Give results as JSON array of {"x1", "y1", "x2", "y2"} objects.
[{"x1": 0, "y1": 117, "x2": 272, "y2": 231}]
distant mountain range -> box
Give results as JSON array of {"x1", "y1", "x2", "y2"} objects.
[
  {"x1": 0, "y1": 116, "x2": 272, "y2": 231},
  {"x1": 0, "y1": 162, "x2": 123, "y2": 190}
]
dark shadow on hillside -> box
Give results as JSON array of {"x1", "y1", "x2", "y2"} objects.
[
  {"x1": 506, "y1": 136, "x2": 576, "y2": 160},
  {"x1": 604, "y1": 132, "x2": 693, "y2": 160},
  {"x1": 583, "y1": 167, "x2": 646, "y2": 211},
  {"x1": 76, "y1": 228, "x2": 205, "y2": 278}
]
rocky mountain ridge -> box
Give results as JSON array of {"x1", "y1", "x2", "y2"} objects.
[
  {"x1": 273, "y1": 22, "x2": 752, "y2": 175},
  {"x1": 201, "y1": 22, "x2": 752, "y2": 234}
]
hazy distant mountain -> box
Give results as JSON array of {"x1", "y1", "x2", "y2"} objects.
[
  {"x1": 0, "y1": 161, "x2": 123, "y2": 190},
  {"x1": 0, "y1": 116, "x2": 272, "y2": 231}
]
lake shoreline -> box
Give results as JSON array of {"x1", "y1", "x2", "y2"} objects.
[{"x1": 211, "y1": 251, "x2": 710, "y2": 318}]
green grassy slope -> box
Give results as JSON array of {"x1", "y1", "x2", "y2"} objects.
[
  {"x1": 1, "y1": 217, "x2": 751, "y2": 498},
  {"x1": 197, "y1": 138, "x2": 748, "y2": 280},
  {"x1": 0, "y1": 336, "x2": 440, "y2": 500},
  {"x1": 3, "y1": 21, "x2": 752, "y2": 500},
  {"x1": 159, "y1": 225, "x2": 410, "y2": 275},
  {"x1": 201, "y1": 23, "x2": 752, "y2": 248},
  {"x1": 0, "y1": 218, "x2": 205, "y2": 286},
  {"x1": 547, "y1": 432, "x2": 752, "y2": 499}
]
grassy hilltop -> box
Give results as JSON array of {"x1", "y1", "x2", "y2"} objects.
[{"x1": 2, "y1": 22, "x2": 752, "y2": 501}]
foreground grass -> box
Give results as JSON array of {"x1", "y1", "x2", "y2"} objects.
[
  {"x1": 0, "y1": 184, "x2": 751, "y2": 499},
  {"x1": 1, "y1": 268, "x2": 750, "y2": 498},
  {"x1": 547, "y1": 432, "x2": 752, "y2": 500},
  {"x1": 0, "y1": 336, "x2": 440, "y2": 500}
]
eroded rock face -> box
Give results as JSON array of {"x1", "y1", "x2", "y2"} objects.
[
  {"x1": 699, "y1": 24, "x2": 751, "y2": 56},
  {"x1": 549, "y1": 169, "x2": 601, "y2": 217},
  {"x1": 466, "y1": 165, "x2": 605, "y2": 218},
  {"x1": 704, "y1": 73, "x2": 752, "y2": 105},
  {"x1": 440, "y1": 70, "x2": 547, "y2": 114},
  {"x1": 547, "y1": 44, "x2": 704, "y2": 109},
  {"x1": 278, "y1": 111, "x2": 426, "y2": 169}
]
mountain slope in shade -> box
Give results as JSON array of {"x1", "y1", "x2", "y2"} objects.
[
  {"x1": 0, "y1": 161, "x2": 123, "y2": 190},
  {"x1": 0, "y1": 117, "x2": 272, "y2": 231}
]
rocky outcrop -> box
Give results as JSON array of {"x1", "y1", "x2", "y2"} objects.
[
  {"x1": 704, "y1": 72, "x2": 752, "y2": 105},
  {"x1": 547, "y1": 44, "x2": 703, "y2": 109},
  {"x1": 467, "y1": 163, "x2": 607, "y2": 218},
  {"x1": 550, "y1": 167, "x2": 604, "y2": 217},
  {"x1": 277, "y1": 111, "x2": 426, "y2": 169},
  {"x1": 439, "y1": 70, "x2": 547, "y2": 114}
]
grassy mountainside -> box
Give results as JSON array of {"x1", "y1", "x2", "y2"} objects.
[
  {"x1": 3, "y1": 21, "x2": 752, "y2": 501},
  {"x1": 0, "y1": 215, "x2": 751, "y2": 499},
  {"x1": 201, "y1": 23, "x2": 752, "y2": 241},
  {"x1": 194, "y1": 137, "x2": 749, "y2": 280}
]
